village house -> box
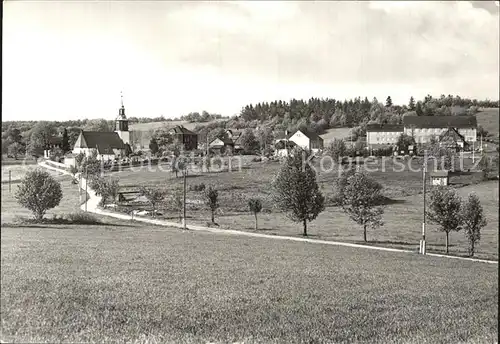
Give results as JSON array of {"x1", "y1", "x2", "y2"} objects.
[
  {"x1": 365, "y1": 124, "x2": 404, "y2": 149},
  {"x1": 430, "y1": 170, "x2": 450, "y2": 186},
  {"x1": 209, "y1": 136, "x2": 234, "y2": 155},
  {"x1": 169, "y1": 125, "x2": 198, "y2": 151},
  {"x1": 287, "y1": 129, "x2": 324, "y2": 153}
]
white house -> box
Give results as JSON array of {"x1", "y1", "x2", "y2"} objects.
[
  {"x1": 288, "y1": 129, "x2": 324, "y2": 153},
  {"x1": 430, "y1": 170, "x2": 450, "y2": 186}
]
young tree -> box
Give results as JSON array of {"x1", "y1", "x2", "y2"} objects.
[
  {"x1": 327, "y1": 138, "x2": 346, "y2": 162},
  {"x1": 408, "y1": 96, "x2": 416, "y2": 111},
  {"x1": 396, "y1": 133, "x2": 416, "y2": 154},
  {"x1": 8, "y1": 142, "x2": 24, "y2": 160},
  {"x1": 461, "y1": 193, "x2": 487, "y2": 257},
  {"x1": 240, "y1": 128, "x2": 259, "y2": 154},
  {"x1": 427, "y1": 186, "x2": 462, "y2": 254},
  {"x1": 91, "y1": 177, "x2": 120, "y2": 207},
  {"x1": 124, "y1": 143, "x2": 132, "y2": 157},
  {"x1": 62, "y1": 128, "x2": 71, "y2": 154},
  {"x1": 140, "y1": 186, "x2": 166, "y2": 218},
  {"x1": 15, "y1": 169, "x2": 63, "y2": 221},
  {"x1": 477, "y1": 151, "x2": 490, "y2": 180},
  {"x1": 204, "y1": 185, "x2": 219, "y2": 223},
  {"x1": 342, "y1": 172, "x2": 384, "y2": 242},
  {"x1": 415, "y1": 101, "x2": 424, "y2": 116},
  {"x1": 169, "y1": 187, "x2": 184, "y2": 223},
  {"x1": 248, "y1": 198, "x2": 263, "y2": 230},
  {"x1": 385, "y1": 96, "x2": 393, "y2": 108},
  {"x1": 149, "y1": 138, "x2": 159, "y2": 156},
  {"x1": 271, "y1": 147, "x2": 325, "y2": 236},
  {"x1": 331, "y1": 167, "x2": 356, "y2": 205},
  {"x1": 69, "y1": 164, "x2": 79, "y2": 184}
]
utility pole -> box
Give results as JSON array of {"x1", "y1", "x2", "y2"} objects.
[
  {"x1": 420, "y1": 163, "x2": 427, "y2": 255},
  {"x1": 182, "y1": 164, "x2": 187, "y2": 229},
  {"x1": 84, "y1": 166, "x2": 88, "y2": 212}
]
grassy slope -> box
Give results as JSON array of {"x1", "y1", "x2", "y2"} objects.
[
  {"x1": 115, "y1": 158, "x2": 498, "y2": 259},
  {"x1": 320, "y1": 127, "x2": 352, "y2": 145},
  {"x1": 1, "y1": 223, "x2": 497, "y2": 344},
  {"x1": 477, "y1": 107, "x2": 499, "y2": 138}
]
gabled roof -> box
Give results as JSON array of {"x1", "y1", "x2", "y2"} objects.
[
  {"x1": 366, "y1": 124, "x2": 404, "y2": 132},
  {"x1": 74, "y1": 131, "x2": 125, "y2": 152},
  {"x1": 439, "y1": 127, "x2": 466, "y2": 142},
  {"x1": 169, "y1": 125, "x2": 197, "y2": 135},
  {"x1": 290, "y1": 129, "x2": 324, "y2": 142},
  {"x1": 430, "y1": 170, "x2": 450, "y2": 177},
  {"x1": 403, "y1": 115, "x2": 477, "y2": 129}
]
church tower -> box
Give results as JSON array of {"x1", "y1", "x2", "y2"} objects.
[{"x1": 115, "y1": 92, "x2": 130, "y2": 145}]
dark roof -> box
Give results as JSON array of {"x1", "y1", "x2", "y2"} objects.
[
  {"x1": 170, "y1": 125, "x2": 197, "y2": 135},
  {"x1": 49, "y1": 136, "x2": 63, "y2": 144},
  {"x1": 76, "y1": 131, "x2": 125, "y2": 153},
  {"x1": 403, "y1": 115, "x2": 477, "y2": 129},
  {"x1": 366, "y1": 124, "x2": 404, "y2": 132},
  {"x1": 430, "y1": 170, "x2": 450, "y2": 177},
  {"x1": 439, "y1": 127, "x2": 466, "y2": 142},
  {"x1": 289, "y1": 129, "x2": 324, "y2": 141}
]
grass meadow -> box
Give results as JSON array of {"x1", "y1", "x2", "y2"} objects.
[
  {"x1": 2, "y1": 221, "x2": 498, "y2": 343},
  {"x1": 113, "y1": 156, "x2": 499, "y2": 260},
  {"x1": 1, "y1": 157, "x2": 498, "y2": 343}
]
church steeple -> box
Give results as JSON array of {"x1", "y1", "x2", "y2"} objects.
[
  {"x1": 118, "y1": 91, "x2": 126, "y2": 119},
  {"x1": 115, "y1": 92, "x2": 130, "y2": 145}
]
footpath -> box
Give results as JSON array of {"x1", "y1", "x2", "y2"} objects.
[{"x1": 39, "y1": 161, "x2": 498, "y2": 265}]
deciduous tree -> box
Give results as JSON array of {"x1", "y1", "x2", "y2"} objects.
[
  {"x1": 271, "y1": 147, "x2": 325, "y2": 236},
  {"x1": 248, "y1": 198, "x2": 263, "y2": 230},
  {"x1": 461, "y1": 193, "x2": 487, "y2": 257},
  {"x1": 204, "y1": 185, "x2": 219, "y2": 223},
  {"x1": 140, "y1": 186, "x2": 166, "y2": 218},
  {"x1": 15, "y1": 169, "x2": 63, "y2": 221},
  {"x1": 342, "y1": 172, "x2": 384, "y2": 242},
  {"x1": 427, "y1": 186, "x2": 462, "y2": 254}
]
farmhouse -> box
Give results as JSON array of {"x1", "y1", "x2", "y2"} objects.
[
  {"x1": 169, "y1": 126, "x2": 198, "y2": 151},
  {"x1": 209, "y1": 136, "x2": 234, "y2": 155},
  {"x1": 438, "y1": 127, "x2": 469, "y2": 151},
  {"x1": 288, "y1": 129, "x2": 324, "y2": 153}
]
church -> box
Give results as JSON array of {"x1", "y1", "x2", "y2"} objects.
[{"x1": 65, "y1": 95, "x2": 131, "y2": 166}]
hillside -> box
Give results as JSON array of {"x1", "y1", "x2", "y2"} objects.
[{"x1": 476, "y1": 107, "x2": 499, "y2": 138}]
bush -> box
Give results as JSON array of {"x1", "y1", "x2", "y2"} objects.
[
  {"x1": 189, "y1": 183, "x2": 206, "y2": 192},
  {"x1": 64, "y1": 212, "x2": 101, "y2": 225},
  {"x1": 15, "y1": 169, "x2": 63, "y2": 221}
]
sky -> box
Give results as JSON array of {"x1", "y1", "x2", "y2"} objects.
[{"x1": 2, "y1": 1, "x2": 499, "y2": 121}]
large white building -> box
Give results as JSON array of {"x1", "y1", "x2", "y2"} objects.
[
  {"x1": 288, "y1": 129, "x2": 324, "y2": 153},
  {"x1": 366, "y1": 115, "x2": 477, "y2": 149}
]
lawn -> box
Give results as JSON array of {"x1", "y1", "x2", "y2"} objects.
[
  {"x1": 112, "y1": 156, "x2": 499, "y2": 260},
  {"x1": 1, "y1": 221, "x2": 498, "y2": 343}
]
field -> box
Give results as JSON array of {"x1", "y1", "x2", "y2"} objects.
[
  {"x1": 2, "y1": 220, "x2": 498, "y2": 343},
  {"x1": 477, "y1": 107, "x2": 499, "y2": 139},
  {"x1": 114, "y1": 156, "x2": 499, "y2": 260},
  {"x1": 319, "y1": 127, "x2": 352, "y2": 145}
]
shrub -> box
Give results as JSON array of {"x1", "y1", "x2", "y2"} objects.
[
  {"x1": 204, "y1": 186, "x2": 219, "y2": 223},
  {"x1": 64, "y1": 212, "x2": 101, "y2": 225},
  {"x1": 189, "y1": 183, "x2": 206, "y2": 192},
  {"x1": 15, "y1": 169, "x2": 63, "y2": 221},
  {"x1": 248, "y1": 198, "x2": 263, "y2": 230}
]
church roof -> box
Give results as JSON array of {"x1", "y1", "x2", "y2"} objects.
[{"x1": 74, "y1": 131, "x2": 125, "y2": 154}]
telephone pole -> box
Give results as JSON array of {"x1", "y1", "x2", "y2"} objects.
[
  {"x1": 182, "y1": 164, "x2": 187, "y2": 230},
  {"x1": 84, "y1": 166, "x2": 88, "y2": 212},
  {"x1": 420, "y1": 163, "x2": 427, "y2": 255}
]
